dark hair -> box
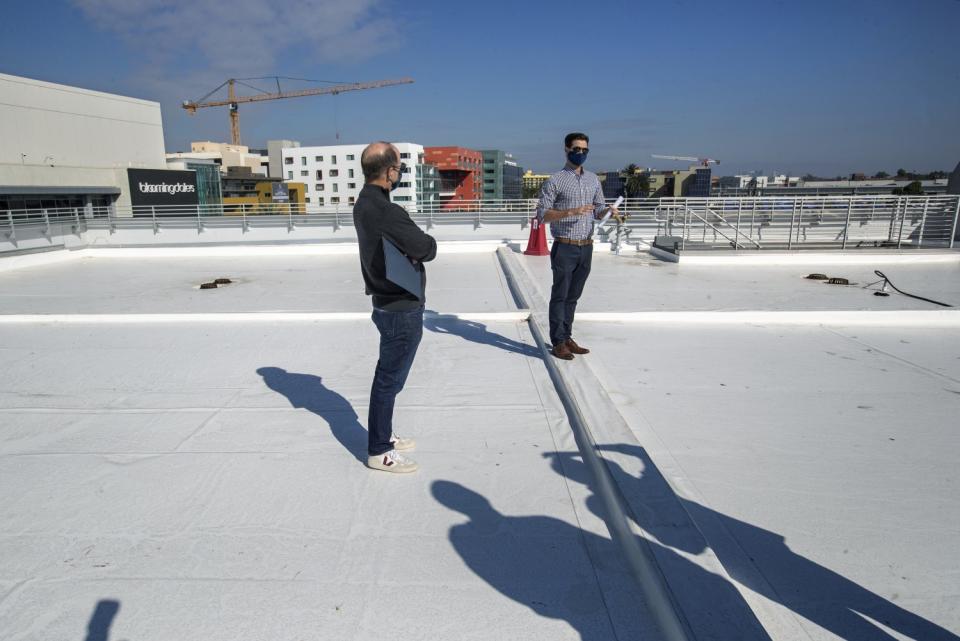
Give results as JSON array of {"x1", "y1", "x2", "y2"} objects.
[
  {"x1": 361, "y1": 142, "x2": 399, "y2": 181},
  {"x1": 564, "y1": 132, "x2": 589, "y2": 148}
]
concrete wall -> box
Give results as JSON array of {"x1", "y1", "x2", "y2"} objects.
[{"x1": 0, "y1": 73, "x2": 165, "y2": 169}]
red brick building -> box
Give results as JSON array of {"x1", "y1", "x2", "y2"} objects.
[{"x1": 423, "y1": 146, "x2": 483, "y2": 209}]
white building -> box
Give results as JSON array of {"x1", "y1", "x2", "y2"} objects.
[
  {"x1": 283, "y1": 143, "x2": 424, "y2": 210},
  {"x1": 0, "y1": 72, "x2": 166, "y2": 212},
  {"x1": 165, "y1": 141, "x2": 268, "y2": 176}
]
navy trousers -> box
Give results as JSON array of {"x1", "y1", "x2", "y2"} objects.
[
  {"x1": 548, "y1": 242, "x2": 593, "y2": 347},
  {"x1": 368, "y1": 306, "x2": 424, "y2": 456}
]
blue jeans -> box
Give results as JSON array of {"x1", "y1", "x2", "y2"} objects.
[
  {"x1": 549, "y1": 242, "x2": 593, "y2": 346},
  {"x1": 368, "y1": 306, "x2": 424, "y2": 456}
]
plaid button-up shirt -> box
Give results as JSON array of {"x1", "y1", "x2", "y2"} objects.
[{"x1": 536, "y1": 167, "x2": 606, "y2": 240}]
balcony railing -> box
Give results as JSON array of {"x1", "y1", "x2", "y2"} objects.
[{"x1": 2, "y1": 195, "x2": 958, "y2": 251}]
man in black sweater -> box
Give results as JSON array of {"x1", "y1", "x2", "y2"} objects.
[{"x1": 354, "y1": 142, "x2": 437, "y2": 473}]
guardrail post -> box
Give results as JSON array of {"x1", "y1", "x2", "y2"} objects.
[
  {"x1": 897, "y1": 198, "x2": 908, "y2": 248},
  {"x1": 681, "y1": 203, "x2": 687, "y2": 250},
  {"x1": 6, "y1": 209, "x2": 16, "y2": 241},
  {"x1": 950, "y1": 197, "x2": 959, "y2": 249},
  {"x1": 797, "y1": 197, "x2": 804, "y2": 244},
  {"x1": 917, "y1": 198, "x2": 929, "y2": 248},
  {"x1": 152, "y1": 206, "x2": 159, "y2": 234},
  {"x1": 787, "y1": 201, "x2": 795, "y2": 250},
  {"x1": 242, "y1": 206, "x2": 248, "y2": 233},
  {"x1": 108, "y1": 203, "x2": 116, "y2": 234},
  {"x1": 42, "y1": 209, "x2": 51, "y2": 237},
  {"x1": 334, "y1": 206, "x2": 341, "y2": 231},
  {"x1": 734, "y1": 200, "x2": 742, "y2": 249},
  {"x1": 72, "y1": 207, "x2": 81, "y2": 236},
  {"x1": 842, "y1": 198, "x2": 852, "y2": 249}
]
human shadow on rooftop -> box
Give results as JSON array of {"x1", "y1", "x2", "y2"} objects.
[
  {"x1": 433, "y1": 477, "x2": 773, "y2": 640},
  {"x1": 545, "y1": 446, "x2": 960, "y2": 641},
  {"x1": 431, "y1": 479, "x2": 626, "y2": 641},
  {"x1": 84, "y1": 599, "x2": 120, "y2": 641},
  {"x1": 423, "y1": 310, "x2": 541, "y2": 359},
  {"x1": 256, "y1": 367, "x2": 366, "y2": 462}
]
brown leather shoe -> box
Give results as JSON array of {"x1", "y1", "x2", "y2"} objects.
[
  {"x1": 551, "y1": 342, "x2": 574, "y2": 360},
  {"x1": 566, "y1": 338, "x2": 589, "y2": 354}
]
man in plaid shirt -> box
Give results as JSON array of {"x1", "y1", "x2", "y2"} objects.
[{"x1": 536, "y1": 132, "x2": 620, "y2": 360}]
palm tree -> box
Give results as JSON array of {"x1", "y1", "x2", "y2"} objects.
[{"x1": 622, "y1": 164, "x2": 649, "y2": 197}]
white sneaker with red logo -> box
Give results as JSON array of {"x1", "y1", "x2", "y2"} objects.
[{"x1": 367, "y1": 449, "x2": 419, "y2": 473}]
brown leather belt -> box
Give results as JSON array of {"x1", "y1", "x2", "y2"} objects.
[{"x1": 554, "y1": 237, "x2": 593, "y2": 246}]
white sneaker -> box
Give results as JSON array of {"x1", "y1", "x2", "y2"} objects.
[
  {"x1": 391, "y1": 434, "x2": 415, "y2": 451},
  {"x1": 367, "y1": 449, "x2": 419, "y2": 473}
]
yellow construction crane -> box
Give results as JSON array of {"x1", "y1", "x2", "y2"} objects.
[{"x1": 182, "y1": 76, "x2": 414, "y2": 145}]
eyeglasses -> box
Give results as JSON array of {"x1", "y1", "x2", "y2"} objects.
[{"x1": 569, "y1": 147, "x2": 589, "y2": 154}]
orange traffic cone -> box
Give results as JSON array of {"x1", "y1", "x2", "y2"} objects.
[{"x1": 524, "y1": 216, "x2": 549, "y2": 256}]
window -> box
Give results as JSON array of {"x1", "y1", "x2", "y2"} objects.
[
  {"x1": 287, "y1": 171, "x2": 293, "y2": 179},
  {"x1": 347, "y1": 183, "x2": 356, "y2": 189},
  {"x1": 315, "y1": 184, "x2": 324, "y2": 191},
  {"x1": 284, "y1": 157, "x2": 293, "y2": 165},
  {"x1": 400, "y1": 152, "x2": 410, "y2": 159},
  {"x1": 394, "y1": 196, "x2": 411, "y2": 202},
  {"x1": 398, "y1": 182, "x2": 411, "y2": 188},
  {"x1": 331, "y1": 197, "x2": 340, "y2": 204},
  {"x1": 316, "y1": 170, "x2": 323, "y2": 180},
  {"x1": 346, "y1": 154, "x2": 355, "y2": 161},
  {"x1": 332, "y1": 184, "x2": 338, "y2": 193},
  {"x1": 304, "y1": 197, "x2": 311, "y2": 203},
  {"x1": 315, "y1": 155, "x2": 323, "y2": 162},
  {"x1": 348, "y1": 168, "x2": 354, "y2": 178},
  {"x1": 348, "y1": 196, "x2": 355, "y2": 204},
  {"x1": 318, "y1": 197, "x2": 325, "y2": 205},
  {"x1": 329, "y1": 169, "x2": 339, "y2": 177},
  {"x1": 301, "y1": 157, "x2": 307, "y2": 166},
  {"x1": 300, "y1": 170, "x2": 308, "y2": 177},
  {"x1": 331, "y1": 155, "x2": 337, "y2": 165}
]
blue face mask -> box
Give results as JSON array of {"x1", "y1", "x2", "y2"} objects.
[{"x1": 567, "y1": 150, "x2": 588, "y2": 166}]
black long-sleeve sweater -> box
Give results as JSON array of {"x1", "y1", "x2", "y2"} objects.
[{"x1": 353, "y1": 184, "x2": 437, "y2": 310}]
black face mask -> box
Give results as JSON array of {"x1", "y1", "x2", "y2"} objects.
[{"x1": 389, "y1": 163, "x2": 406, "y2": 191}]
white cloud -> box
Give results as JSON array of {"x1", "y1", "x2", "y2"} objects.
[{"x1": 71, "y1": 0, "x2": 400, "y2": 73}]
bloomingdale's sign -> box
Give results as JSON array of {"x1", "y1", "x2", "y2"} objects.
[
  {"x1": 128, "y1": 168, "x2": 200, "y2": 208},
  {"x1": 138, "y1": 181, "x2": 196, "y2": 195}
]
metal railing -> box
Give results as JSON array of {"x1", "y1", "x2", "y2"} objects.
[{"x1": 3, "y1": 195, "x2": 958, "y2": 250}]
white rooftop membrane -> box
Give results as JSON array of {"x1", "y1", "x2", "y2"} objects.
[{"x1": 1, "y1": 243, "x2": 958, "y2": 640}]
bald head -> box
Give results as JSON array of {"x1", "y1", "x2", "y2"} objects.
[{"x1": 361, "y1": 141, "x2": 399, "y2": 183}]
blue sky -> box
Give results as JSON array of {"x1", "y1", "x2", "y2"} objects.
[{"x1": 2, "y1": 0, "x2": 958, "y2": 175}]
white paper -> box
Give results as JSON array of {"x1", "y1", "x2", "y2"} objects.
[{"x1": 597, "y1": 196, "x2": 624, "y2": 229}]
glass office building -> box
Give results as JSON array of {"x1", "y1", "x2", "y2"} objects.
[{"x1": 481, "y1": 150, "x2": 524, "y2": 200}]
